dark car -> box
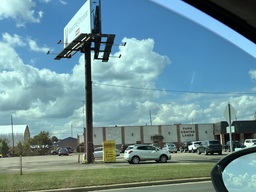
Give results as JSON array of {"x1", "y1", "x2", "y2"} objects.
[
  {"x1": 50, "y1": 147, "x2": 60, "y2": 155},
  {"x1": 120, "y1": 144, "x2": 128, "y2": 153},
  {"x1": 224, "y1": 141, "x2": 245, "y2": 152},
  {"x1": 179, "y1": 141, "x2": 192, "y2": 152},
  {"x1": 197, "y1": 140, "x2": 222, "y2": 155},
  {"x1": 66, "y1": 147, "x2": 74, "y2": 153},
  {"x1": 58, "y1": 148, "x2": 69, "y2": 156}
]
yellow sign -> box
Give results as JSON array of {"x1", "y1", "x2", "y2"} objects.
[{"x1": 103, "y1": 140, "x2": 116, "y2": 162}]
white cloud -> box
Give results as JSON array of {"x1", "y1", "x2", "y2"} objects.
[
  {"x1": 249, "y1": 69, "x2": 256, "y2": 80},
  {"x1": 1, "y1": 37, "x2": 256, "y2": 138},
  {"x1": 27, "y1": 38, "x2": 49, "y2": 53},
  {"x1": 2, "y1": 33, "x2": 26, "y2": 47},
  {"x1": 0, "y1": 42, "x2": 23, "y2": 70},
  {"x1": 1, "y1": 33, "x2": 50, "y2": 53},
  {"x1": 59, "y1": 0, "x2": 67, "y2": 5},
  {"x1": 0, "y1": 0, "x2": 43, "y2": 26},
  {"x1": 41, "y1": 0, "x2": 51, "y2": 3}
]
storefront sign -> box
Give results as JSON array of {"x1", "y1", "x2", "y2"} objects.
[{"x1": 181, "y1": 126, "x2": 195, "y2": 137}]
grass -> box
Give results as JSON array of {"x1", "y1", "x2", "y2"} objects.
[{"x1": 0, "y1": 163, "x2": 214, "y2": 191}]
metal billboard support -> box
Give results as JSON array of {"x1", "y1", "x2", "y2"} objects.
[
  {"x1": 53, "y1": 0, "x2": 115, "y2": 163},
  {"x1": 83, "y1": 41, "x2": 93, "y2": 163}
]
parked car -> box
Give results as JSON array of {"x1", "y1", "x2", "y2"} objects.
[
  {"x1": 197, "y1": 140, "x2": 222, "y2": 155},
  {"x1": 120, "y1": 144, "x2": 128, "y2": 153},
  {"x1": 93, "y1": 147, "x2": 120, "y2": 158},
  {"x1": 244, "y1": 139, "x2": 256, "y2": 147},
  {"x1": 150, "y1": 143, "x2": 161, "y2": 148},
  {"x1": 180, "y1": 141, "x2": 192, "y2": 152},
  {"x1": 162, "y1": 142, "x2": 177, "y2": 153},
  {"x1": 123, "y1": 144, "x2": 171, "y2": 164},
  {"x1": 50, "y1": 147, "x2": 60, "y2": 155},
  {"x1": 0, "y1": 153, "x2": 3, "y2": 158},
  {"x1": 224, "y1": 141, "x2": 245, "y2": 152},
  {"x1": 66, "y1": 147, "x2": 74, "y2": 153},
  {"x1": 58, "y1": 148, "x2": 69, "y2": 156},
  {"x1": 124, "y1": 145, "x2": 135, "y2": 153},
  {"x1": 188, "y1": 141, "x2": 202, "y2": 153}
]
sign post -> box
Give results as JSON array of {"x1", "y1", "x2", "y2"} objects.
[{"x1": 223, "y1": 103, "x2": 237, "y2": 152}]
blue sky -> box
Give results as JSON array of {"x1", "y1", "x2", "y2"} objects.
[{"x1": 0, "y1": 0, "x2": 256, "y2": 138}]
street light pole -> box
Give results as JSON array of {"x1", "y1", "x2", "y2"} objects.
[
  {"x1": 82, "y1": 101, "x2": 85, "y2": 128},
  {"x1": 11, "y1": 115, "x2": 14, "y2": 155}
]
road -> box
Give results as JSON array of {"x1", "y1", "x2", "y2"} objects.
[
  {"x1": 0, "y1": 152, "x2": 228, "y2": 174},
  {"x1": 93, "y1": 181, "x2": 215, "y2": 192}
]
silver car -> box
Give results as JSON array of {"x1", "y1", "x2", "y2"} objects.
[
  {"x1": 93, "y1": 147, "x2": 120, "y2": 158},
  {"x1": 162, "y1": 142, "x2": 178, "y2": 153},
  {"x1": 124, "y1": 144, "x2": 171, "y2": 164}
]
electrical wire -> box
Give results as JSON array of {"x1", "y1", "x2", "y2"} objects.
[{"x1": 92, "y1": 81, "x2": 256, "y2": 95}]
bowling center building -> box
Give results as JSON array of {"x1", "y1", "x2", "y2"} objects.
[{"x1": 78, "y1": 120, "x2": 256, "y2": 148}]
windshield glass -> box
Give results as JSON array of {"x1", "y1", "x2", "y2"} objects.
[{"x1": 209, "y1": 141, "x2": 220, "y2": 145}]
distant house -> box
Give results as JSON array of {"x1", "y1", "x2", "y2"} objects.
[
  {"x1": 58, "y1": 137, "x2": 77, "y2": 149},
  {"x1": 0, "y1": 125, "x2": 30, "y2": 146}
]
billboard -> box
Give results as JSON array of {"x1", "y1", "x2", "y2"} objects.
[{"x1": 64, "y1": 0, "x2": 91, "y2": 48}]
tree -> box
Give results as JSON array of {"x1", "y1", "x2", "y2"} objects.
[
  {"x1": 16, "y1": 141, "x2": 23, "y2": 156},
  {"x1": 51, "y1": 136, "x2": 59, "y2": 143},
  {"x1": 31, "y1": 131, "x2": 52, "y2": 146},
  {"x1": 0, "y1": 139, "x2": 10, "y2": 157},
  {"x1": 30, "y1": 131, "x2": 52, "y2": 155}
]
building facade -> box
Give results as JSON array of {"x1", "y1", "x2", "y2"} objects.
[
  {"x1": 78, "y1": 121, "x2": 256, "y2": 149},
  {"x1": 214, "y1": 120, "x2": 256, "y2": 145},
  {"x1": 79, "y1": 123, "x2": 215, "y2": 148}
]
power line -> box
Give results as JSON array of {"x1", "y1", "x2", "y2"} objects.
[{"x1": 93, "y1": 81, "x2": 256, "y2": 95}]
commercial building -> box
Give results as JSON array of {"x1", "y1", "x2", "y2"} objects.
[
  {"x1": 78, "y1": 120, "x2": 256, "y2": 148},
  {"x1": 79, "y1": 123, "x2": 214, "y2": 149},
  {"x1": 214, "y1": 120, "x2": 256, "y2": 145}
]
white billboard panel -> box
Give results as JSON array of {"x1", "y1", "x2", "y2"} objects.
[{"x1": 64, "y1": 0, "x2": 91, "y2": 47}]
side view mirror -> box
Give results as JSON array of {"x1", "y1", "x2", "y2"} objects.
[{"x1": 211, "y1": 146, "x2": 256, "y2": 192}]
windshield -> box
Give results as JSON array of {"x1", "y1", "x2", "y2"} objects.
[
  {"x1": 209, "y1": 141, "x2": 221, "y2": 145},
  {"x1": 1, "y1": 0, "x2": 256, "y2": 191}
]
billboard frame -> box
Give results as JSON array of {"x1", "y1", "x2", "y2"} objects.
[{"x1": 63, "y1": 0, "x2": 92, "y2": 48}]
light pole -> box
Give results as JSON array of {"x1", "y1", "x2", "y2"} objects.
[
  {"x1": 82, "y1": 101, "x2": 85, "y2": 128},
  {"x1": 11, "y1": 115, "x2": 14, "y2": 155}
]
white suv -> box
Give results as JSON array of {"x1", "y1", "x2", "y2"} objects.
[
  {"x1": 244, "y1": 139, "x2": 256, "y2": 147},
  {"x1": 124, "y1": 144, "x2": 171, "y2": 164},
  {"x1": 188, "y1": 141, "x2": 202, "y2": 153}
]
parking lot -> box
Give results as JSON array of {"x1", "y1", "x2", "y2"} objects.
[{"x1": 0, "y1": 151, "x2": 228, "y2": 174}]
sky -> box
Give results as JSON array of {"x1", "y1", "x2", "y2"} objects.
[{"x1": 0, "y1": 0, "x2": 256, "y2": 139}]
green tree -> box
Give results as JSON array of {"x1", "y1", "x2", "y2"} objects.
[
  {"x1": 51, "y1": 136, "x2": 59, "y2": 143},
  {"x1": 22, "y1": 140, "x2": 32, "y2": 156},
  {"x1": 30, "y1": 131, "x2": 52, "y2": 155},
  {"x1": 0, "y1": 139, "x2": 10, "y2": 157},
  {"x1": 16, "y1": 141, "x2": 23, "y2": 156},
  {"x1": 31, "y1": 131, "x2": 52, "y2": 146}
]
